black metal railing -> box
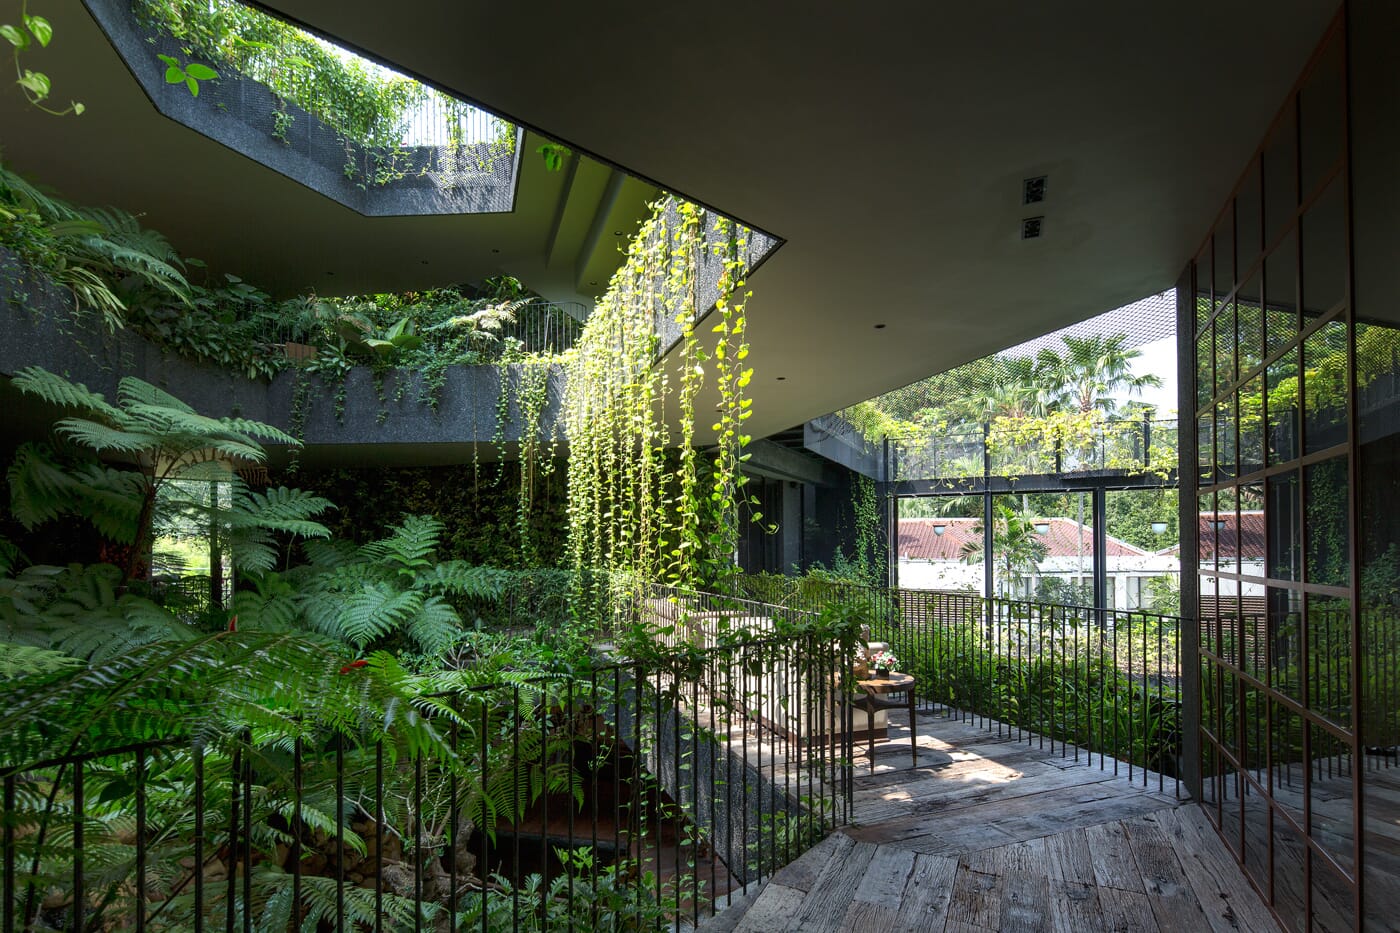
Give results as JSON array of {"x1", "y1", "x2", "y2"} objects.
[
  {"x1": 888, "y1": 417, "x2": 1180, "y2": 482},
  {"x1": 733, "y1": 576, "x2": 1184, "y2": 794},
  {"x1": 1, "y1": 592, "x2": 853, "y2": 931}
]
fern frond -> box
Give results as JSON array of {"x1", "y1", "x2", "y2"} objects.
[
  {"x1": 404, "y1": 595, "x2": 462, "y2": 654},
  {"x1": 0, "y1": 642, "x2": 84, "y2": 681},
  {"x1": 116, "y1": 377, "x2": 196, "y2": 414},
  {"x1": 424, "y1": 561, "x2": 506, "y2": 599},
  {"x1": 53, "y1": 417, "x2": 153, "y2": 455},
  {"x1": 11, "y1": 367, "x2": 123, "y2": 419}
]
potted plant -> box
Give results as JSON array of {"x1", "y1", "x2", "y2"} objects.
[{"x1": 867, "y1": 646, "x2": 899, "y2": 677}]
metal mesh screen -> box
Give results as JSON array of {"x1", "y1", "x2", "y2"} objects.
[{"x1": 855, "y1": 290, "x2": 1176, "y2": 421}]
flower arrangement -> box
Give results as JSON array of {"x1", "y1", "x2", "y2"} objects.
[{"x1": 865, "y1": 646, "x2": 899, "y2": 673}]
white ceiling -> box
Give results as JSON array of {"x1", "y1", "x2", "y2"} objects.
[{"x1": 4, "y1": 1, "x2": 1341, "y2": 440}]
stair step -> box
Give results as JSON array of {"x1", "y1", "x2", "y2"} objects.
[{"x1": 691, "y1": 881, "x2": 767, "y2": 933}]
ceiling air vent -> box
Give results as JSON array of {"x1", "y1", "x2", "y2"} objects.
[
  {"x1": 1023, "y1": 175, "x2": 1047, "y2": 205},
  {"x1": 1021, "y1": 216, "x2": 1044, "y2": 240}
]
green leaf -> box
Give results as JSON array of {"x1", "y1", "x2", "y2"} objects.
[
  {"x1": 186, "y1": 75, "x2": 200, "y2": 96},
  {"x1": 184, "y1": 62, "x2": 218, "y2": 80},
  {"x1": 72, "y1": 101, "x2": 84, "y2": 115},
  {"x1": 164, "y1": 65, "x2": 185, "y2": 84},
  {"x1": 23, "y1": 15, "x2": 51, "y2": 47},
  {"x1": 157, "y1": 54, "x2": 178, "y2": 66},
  {"x1": 17, "y1": 70, "x2": 50, "y2": 99},
  {"x1": 0, "y1": 24, "x2": 29, "y2": 49}
]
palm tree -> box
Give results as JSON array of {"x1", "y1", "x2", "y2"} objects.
[
  {"x1": 1032, "y1": 334, "x2": 1163, "y2": 415},
  {"x1": 960, "y1": 502, "x2": 1050, "y2": 596}
]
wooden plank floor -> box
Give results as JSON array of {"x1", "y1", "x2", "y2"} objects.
[{"x1": 717, "y1": 709, "x2": 1281, "y2": 933}]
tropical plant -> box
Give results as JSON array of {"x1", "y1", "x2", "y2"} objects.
[
  {"x1": 261, "y1": 514, "x2": 507, "y2": 655},
  {"x1": 1032, "y1": 333, "x2": 1163, "y2": 416},
  {"x1": 0, "y1": 163, "x2": 190, "y2": 328},
  {"x1": 6, "y1": 366, "x2": 316, "y2": 585},
  {"x1": 1, "y1": 0, "x2": 82, "y2": 115},
  {"x1": 959, "y1": 502, "x2": 1049, "y2": 597},
  {"x1": 564, "y1": 196, "x2": 761, "y2": 617}
]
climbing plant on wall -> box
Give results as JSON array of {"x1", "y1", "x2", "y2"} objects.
[{"x1": 563, "y1": 197, "x2": 757, "y2": 611}]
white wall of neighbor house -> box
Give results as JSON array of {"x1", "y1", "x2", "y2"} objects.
[{"x1": 896, "y1": 554, "x2": 1200, "y2": 609}]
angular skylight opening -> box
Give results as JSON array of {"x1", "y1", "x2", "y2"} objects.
[{"x1": 84, "y1": 0, "x2": 521, "y2": 216}]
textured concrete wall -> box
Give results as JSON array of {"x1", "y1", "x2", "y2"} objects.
[{"x1": 0, "y1": 247, "x2": 559, "y2": 458}]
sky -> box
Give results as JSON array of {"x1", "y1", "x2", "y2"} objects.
[{"x1": 1127, "y1": 335, "x2": 1179, "y2": 416}]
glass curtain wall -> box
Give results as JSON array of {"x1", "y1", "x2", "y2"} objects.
[{"x1": 1182, "y1": 15, "x2": 1384, "y2": 930}]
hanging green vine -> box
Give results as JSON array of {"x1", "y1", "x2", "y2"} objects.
[{"x1": 563, "y1": 196, "x2": 759, "y2": 622}]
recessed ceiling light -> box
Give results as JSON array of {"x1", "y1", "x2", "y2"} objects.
[
  {"x1": 776, "y1": 376, "x2": 787, "y2": 381},
  {"x1": 1023, "y1": 175, "x2": 1047, "y2": 205},
  {"x1": 874, "y1": 323, "x2": 887, "y2": 329},
  {"x1": 589, "y1": 281, "x2": 598, "y2": 286},
  {"x1": 613, "y1": 231, "x2": 624, "y2": 236}
]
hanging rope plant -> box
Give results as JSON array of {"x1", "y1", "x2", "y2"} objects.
[{"x1": 563, "y1": 196, "x2": 757, "y2": 616}]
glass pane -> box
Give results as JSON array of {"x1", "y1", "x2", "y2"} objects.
[
  {"x1": 1237, "y1": 160, "x2": 1263, "y2": 274},
  {"x1": 1301, "y1": 179, "x2": 1347, "y2": 317},
  {"x1": 1308, "y1": 595, "x2": 1353, "y2": 732},
  {"x1": 1364, "y1": 760, "x2": 1400, "y2": 928},
  {"x1": 1200, "y1": 574, "x2": 1220, "y2": 658},
  {"x1": 1196, "y1": 247, "x2": 1213, "y2": 334},
  {"x1": 1264, "y1": 108, "x2": 1299, "y2": 246},
  {"x1": 1242, "y1": 598, "x2": 1268, "y2": 685},
  {"x1": 1304, "y1": 320, "x2": 1348, "y2": 454},
  {"x1": 1215, "y1": 304, "x2": 1236, "y2": 394},
  {"x1": 1216, "y1": 400, "x2": 1236, "y2": 481},
  {"x1": 1199, "y1": 491, "x2": 1217, "y2": 572},
  {"x1": 1305, "y1": 456, "x2": 1350, "y2": 588},
  {"x1": 1267, "y1": 471, "x2": 1302, "y2": 582},
  {"x1": 1269, "y1": 587, "x2": 1304, "y2": 701},
  {"x1": 1220, "y1": 669, "x2": 1240, "y2": 760},
  {"x1": 1267, "y1": 350, "x2": 1301, "y2": 464},
  {"x1": 1240, "y1": 481, "x2": 1264, "y2": 578},
  {"x1": 1265, "y1": 232, "x2": 1299, "y2": 356},
  {"x1": 1282, "y1": 762, "x2": 1310, "y2": 924},
  {"x1": 1312, "y1": 858, "x2": 1357, "y2": 933},
  {"x1": 1198, "y1": 413, "x2": 1214, "y2": 486},
  {"x1": 1299, "y1": 35, "x2": 1344, "y2": 198},
  {"x1": 1308, "y1": 712, "x2": 1358, "y2": 911},
  {"x1": 1240, "y1": 376, "x2": 1264, "y2": 474},
  {"x1": 1238, "y1": 275, "x2": 1263, "y2": 376},
  {"x1": 1196, "y1": 330, "x2": 1214, "y2": 411},
  {"x1": 1201, "y1": 736, "x2": 1221, "y2": 816},
  {"x1": 1215, "y1": 208, "x2": 1236, "y2": 299},
  {"x1": 1218, "y1": 491, "x2": 1240, "y2": 577}
]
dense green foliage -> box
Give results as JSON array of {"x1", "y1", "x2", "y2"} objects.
[
  {"x1": 132, "y1": 0, "x2": 515, "y2": 168},
  {"x1": 0, "y1": 163, "x2": 190, "y2": 330},
  {"x1": 894, "y1": 609, "x2": 1183, "y2": 777},
  {"x1": 291, "y1": 461, "x2": 570, "y2": 571},
  {"x1": 564, "y1": 198, "x2": 759, "y2": 606}
]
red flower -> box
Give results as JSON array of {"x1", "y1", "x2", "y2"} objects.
[
  {"x1": 227, "y1": 615, "x2": 238, "y2": 632},
  {"x1": 339, "y1": 659, "x2": 368, "y2": 674}
]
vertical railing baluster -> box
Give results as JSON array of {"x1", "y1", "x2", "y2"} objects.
[
  {"x1": 136, "y1": 747, "x2": 146, "y2": 933},
  {"x1": 226, "y1": 743, "x2": 238, "y2": 933},
  {"x1": 413, "y1": 751, "x2": 424, "y2": 933},
  {"x1": 194, "y1": 745, "x2": 204, "y2": 931},
  {"x1": 512, "y1": 685, "x2": 521, "y2": 932},
  {"x1": 72, "y1": 759, "x2": 83, "y2": 933},
  {"x1": 335, "y1": 734, "x2": 344, "y2": 933},
  {"x1": 291, "y1": 736, "x2": 301, "y2": 931},
  {"x1": 3, "y1": 775, "x2": 12, "y2": 933},
  {"x1": 480, "y1": 696, "x2": 489, "y2": 933}
]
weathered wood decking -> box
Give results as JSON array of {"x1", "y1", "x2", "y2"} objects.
[{"x1": 708, "y1": 710, "x2": 1280, "y2": 932}]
